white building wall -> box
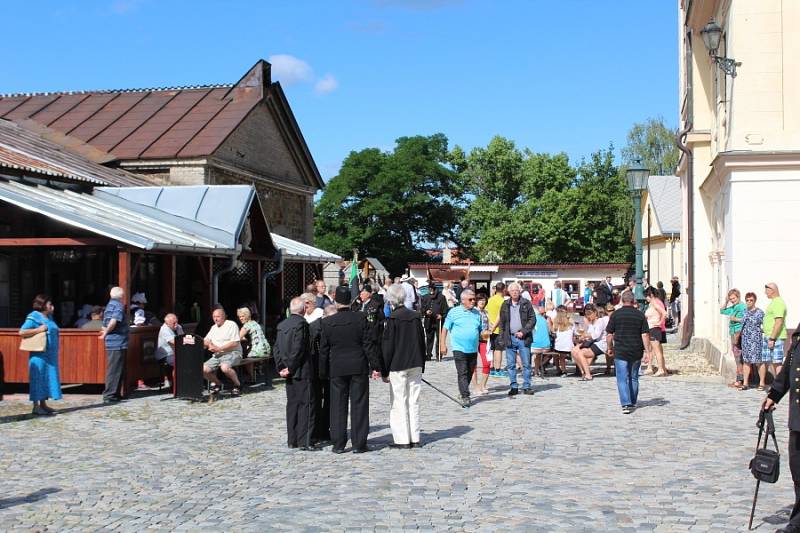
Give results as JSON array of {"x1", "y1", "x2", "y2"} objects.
[{"x1": 728, "y1": 169, "x2": 800, "y2": 330}]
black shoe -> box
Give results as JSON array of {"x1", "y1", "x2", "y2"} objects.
[
  {"x1": 460, "y1": 397, "x2": 471, "y2": 408},
  {"x1": 288, "y1": 443, "x2": 299, "y2": 449},
  {"x1": 410, "y1": 441, "x2": 420, "y2": 448},
  {"x1": 331, "y1": 447, "x2": 346, "y2": 454},
  {"x1": 300, "y1": 445, "x2": 322, "y2": 451},
  {"x1": 389, "y1": 443, "x2": 412, "y2": 450},
  {"x1": 508, "y1": 388, "x2": 518, "y2": 396},
  {"x1": 352, "y1": 447, "x2": 368, "y2": 454},
  {"x1": 523, "y1": 388, "x2": 534, "y2": 395}
]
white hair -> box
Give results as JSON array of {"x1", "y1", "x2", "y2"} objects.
[
  {"x1": 323, "y1": 304, "x2": 338, "y2": 317},
  {"x1": 300, "y1": 292, "x2": 316, "y2": 304},
  {"x1": 460, "y1": 289, "x2": 475, "y2": 301},
  {"x1": 289, "y1": 297, "x2": 305, "y2": 315},
  {"x1": 385, "y1": 285, "x2": 406, "y2": 307},
  {"x1": 507, "y1": 282, "x2": 521, "y2": 292},
  {"x1": 109, "y1": 286, "x2": 124, "y2": 300}
]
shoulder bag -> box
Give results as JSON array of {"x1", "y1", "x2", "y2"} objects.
[
  {"x1": 20, "y1": 330, "x2": 47, "y2": 352},
  {"x1": 749, "y1": 409, "x2": 779, "y2": 484}
]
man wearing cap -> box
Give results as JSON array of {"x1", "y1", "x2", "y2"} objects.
[
  {"x1": 319, "y1": 285, "x2": 383, "y2": 453},
  {"x1": 421, "y1": 283, "x2": 448, "y2": 361}
]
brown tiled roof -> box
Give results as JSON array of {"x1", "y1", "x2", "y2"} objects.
[
  {"x1": 0, "y1": 118, "x2": 149, "y2": 186},
  {"x1": 0, "y1": 63, "x2": 268, "y2": 161}
]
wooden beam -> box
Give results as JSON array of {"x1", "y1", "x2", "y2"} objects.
[
  {"x1": 163, "y1": 255, "x2": 176, "y2": 312},
  {"x1": 0, "y1": 237, "x2": 114, "y2": 247},
  {"x1": 118, "y1": 250, "x2": 131, "y2": 308}
]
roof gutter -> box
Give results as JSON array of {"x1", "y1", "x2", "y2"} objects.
[
  {"x1": 677, "y1": 125, "x2": 694, "y2": 350},
  {"x1": 260, "y1": 249, "x2": 284, "y2": 327},
  {"x1": 211, "y1": 247, "x2": 241, "y2": 306},
  {"x1": 678, "y1": 15, "x2": 695, "y2": 350}
]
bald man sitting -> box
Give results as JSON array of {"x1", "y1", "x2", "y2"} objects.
[{"x1": 156, "y1": 313, "x2": 184, "y2": 389}]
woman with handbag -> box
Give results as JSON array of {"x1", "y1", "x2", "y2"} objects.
[
  {"x1": 19, "y1": 294, "x2": 62, "y2": 416},
  {"x1": 720, "y1": 288, "x2": 747, "y2": 389}
]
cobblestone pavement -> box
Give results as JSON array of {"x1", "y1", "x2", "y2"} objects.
[{"x1": 0, "y1": 353, "x2": 793, "y2": 532}]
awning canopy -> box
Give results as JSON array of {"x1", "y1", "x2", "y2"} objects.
[
  {"x1": 0, "y1": 180, "x2": 276, "y2": 256},
  {"x1": 270, "y1": 232, "x2": 341, "y2": 263}
]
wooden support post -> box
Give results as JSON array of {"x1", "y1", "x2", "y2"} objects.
[
  {"x1": 118, "y1": 249, "x2": 130, "y2": 307},
  {"x1": 163, "y1": 255, "x2": 176, "y2": 312}
]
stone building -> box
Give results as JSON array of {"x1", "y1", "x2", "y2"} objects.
[{"x1": 0, "y1": 59, "x2": 323, "y2": 244}]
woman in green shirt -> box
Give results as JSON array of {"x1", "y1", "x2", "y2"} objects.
[
  {"x1": 720, "y1": 289, "x2": 746, "y2": 388},
  {"x1": 237, "y1": 307, "x2": 271, "y2": 383}
]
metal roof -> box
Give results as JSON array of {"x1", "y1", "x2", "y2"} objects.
[
  {"x1": 0, "y1": 118, "x2": 149, "y2": 186},
  {"x1": 0, "y1": 180, "x2": 265, "y2": 255},
  {"x1": 270, "y1": 232, "x2": 341, "y2": 263},
  {"x1": 647, "y1": 175, "x2": 681, "y2": 234},
  {"x1": 0, "y1": 64, "x2": 267, "y2": 161}
]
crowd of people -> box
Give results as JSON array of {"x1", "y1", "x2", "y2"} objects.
[{"x1": 721, "y1": 282, "x2": 788, "y2": 391}]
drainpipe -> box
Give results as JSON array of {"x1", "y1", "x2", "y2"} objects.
[
  {"x1": 212, "y1": 251, "x2": 239, "y2": 307},
  {"x1": 260, "y1": 250, "x2": 284, "y2": 328},
  {"x1": 677, "y1": 124, "x2": 694, "y2": 349}
]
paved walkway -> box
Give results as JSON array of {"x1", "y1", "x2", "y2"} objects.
[{"x1": 0, "y1": 351, "x2": 794, "y2": 532}]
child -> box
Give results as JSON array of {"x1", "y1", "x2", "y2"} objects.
[
  {"x1": 531, "y1": 303, "x2": 553, "y2": 377},
  {"x1": 552, "y1": 306, "x2": 573, "y2": 377}
]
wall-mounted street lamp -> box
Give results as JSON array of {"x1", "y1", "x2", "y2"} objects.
[
  {"x1": 700, "y1": 19, "x2": 740, "y2": 77},
  {"x1": 626, "y1": 161, "x2": 650, "y2": 304}
]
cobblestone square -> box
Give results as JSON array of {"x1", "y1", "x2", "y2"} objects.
[{"x1": 0, "y1": 350, "x2": 793, "y2": 532}]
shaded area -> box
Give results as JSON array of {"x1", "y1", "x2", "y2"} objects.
[{"x1": 0, "y1": 488, "x2": 61, "y2": 510}]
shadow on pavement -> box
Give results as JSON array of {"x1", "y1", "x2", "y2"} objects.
[
  {"x1": 636, "y1": 397, "x2": 671, "y2": 408},
  {"x1": 0, "y1": 401, "x2": 112, "y2": 425},
  {"x1": 0, "y1": 487, "x2": 61, "y2": 510},
  {"x1": 760, "y1": 504, "x2": 792, "y2": 527}
]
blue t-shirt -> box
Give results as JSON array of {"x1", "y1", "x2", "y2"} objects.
[
  {"x1": 443, "y1": 305, "x2": 481, "y2": 354},
  {"x1": 532, "y1": 313, "x2": 551, "y2": 349},
  {"x1": 103, "y1": 299, "x2": 129, "y2": 349}
]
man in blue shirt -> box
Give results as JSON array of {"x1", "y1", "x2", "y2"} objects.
[
  {"x1": 441, "y1": 289, "x2": 482, "y2": 407},
  {"x1": 100, "y1": 286, "x2": 129, "y2": 403}
]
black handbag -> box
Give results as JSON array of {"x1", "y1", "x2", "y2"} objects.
[{"x1": 749, "y1": 410, "x2": 780, "y2": 484}]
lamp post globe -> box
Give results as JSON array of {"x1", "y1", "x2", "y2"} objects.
[{"x1": 626, "y1": 161, "x2": 650, "y2": 305}]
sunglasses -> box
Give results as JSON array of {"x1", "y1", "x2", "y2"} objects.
[{"x1": 465, "y1": 298, "x2": 475, "y2": 302}]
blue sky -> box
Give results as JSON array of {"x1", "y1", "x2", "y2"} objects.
[{"x1": 2, "y1": 0, "x2": 677, "y2": 182}]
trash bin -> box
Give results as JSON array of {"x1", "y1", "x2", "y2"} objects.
[{"x1": 174, "y1": 333, "x2": 204, "y2": 400}]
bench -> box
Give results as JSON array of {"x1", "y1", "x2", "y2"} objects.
[{"x1": 232, "y1": 356, "x2": 273, "y2": 385}]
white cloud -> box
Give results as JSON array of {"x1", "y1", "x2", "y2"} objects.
[
  {"x1": 268, "y1": 54, "x2": 314, "y2": 85},
  {"x1": 314, "y1": 74, "x2": 339, "y2": 95}
]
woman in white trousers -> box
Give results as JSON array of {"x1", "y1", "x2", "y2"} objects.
[{"x1": 382, "y1": 284, "x2": 427, "y2": 449}]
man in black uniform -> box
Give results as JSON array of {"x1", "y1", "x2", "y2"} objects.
[
  {"x1": 763, "y1": 328, "x2": 800, "y2": 533},
  {"x1": 420, "y1": 283, "x2": 448, "y2": 361},
  {"x1": 352, "y1": 285, "x2": 385, "y2": 337},
  {"x1": 274, "y1": 297, "x2": 317, "y2": 451},
  {"x1": 320, "y1": 285, "x2": 383, "y2": 453}
]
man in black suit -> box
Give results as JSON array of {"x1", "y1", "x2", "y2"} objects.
[
  {"x1": 420, "y1": 283, "x2": 448, "y2": 361},
  {"x1": 274, "y1": 297, "x2": 317, "y2": 451},
  {"x1": 763, "y1": 329, "x2": 800, "y2": 533},
  {"x1": 319, "y1": 285, "x2": 383, "y2": 453},
  {"x1": 595, "y1": 276, "x2": 614, "y2": 307}
]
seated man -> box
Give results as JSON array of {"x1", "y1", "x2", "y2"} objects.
[
  {"x1": 203, "y1": 306, "x2": 243, "y2": 395},
  {"x1": 156, "y1": 313, "x2": 184, "y2": 388},
  {"x1": 80, "y1": 306, "x2": 105, "y2": 330}
]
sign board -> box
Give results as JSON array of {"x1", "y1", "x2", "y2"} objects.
[{"x1": 516, "y1": 270, "x2": 558, "y2": 278}]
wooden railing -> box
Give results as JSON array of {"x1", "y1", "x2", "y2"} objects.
[{"x1": 0, "y1": 325, "x2": 164, "y2": 389}]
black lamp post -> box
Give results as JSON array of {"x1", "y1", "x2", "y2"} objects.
[{"x1": 626, "y1": 161, "x2": 650, "y2": 304}]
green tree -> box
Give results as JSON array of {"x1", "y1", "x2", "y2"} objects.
[
  {"x1": 314, "y1": 134, "x2": 461, "y2": 276},
  {"x1": 621, "y1": 116, "x2": 680, "y2": 175}
]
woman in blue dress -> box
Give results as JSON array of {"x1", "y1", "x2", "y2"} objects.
[{"x1": 19, "y1": 294, "x2": 62, "y2": 415}]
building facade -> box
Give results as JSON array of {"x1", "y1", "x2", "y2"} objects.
[{"x1": 678, "y1": 0, "x2": 800, "y2": 374}]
